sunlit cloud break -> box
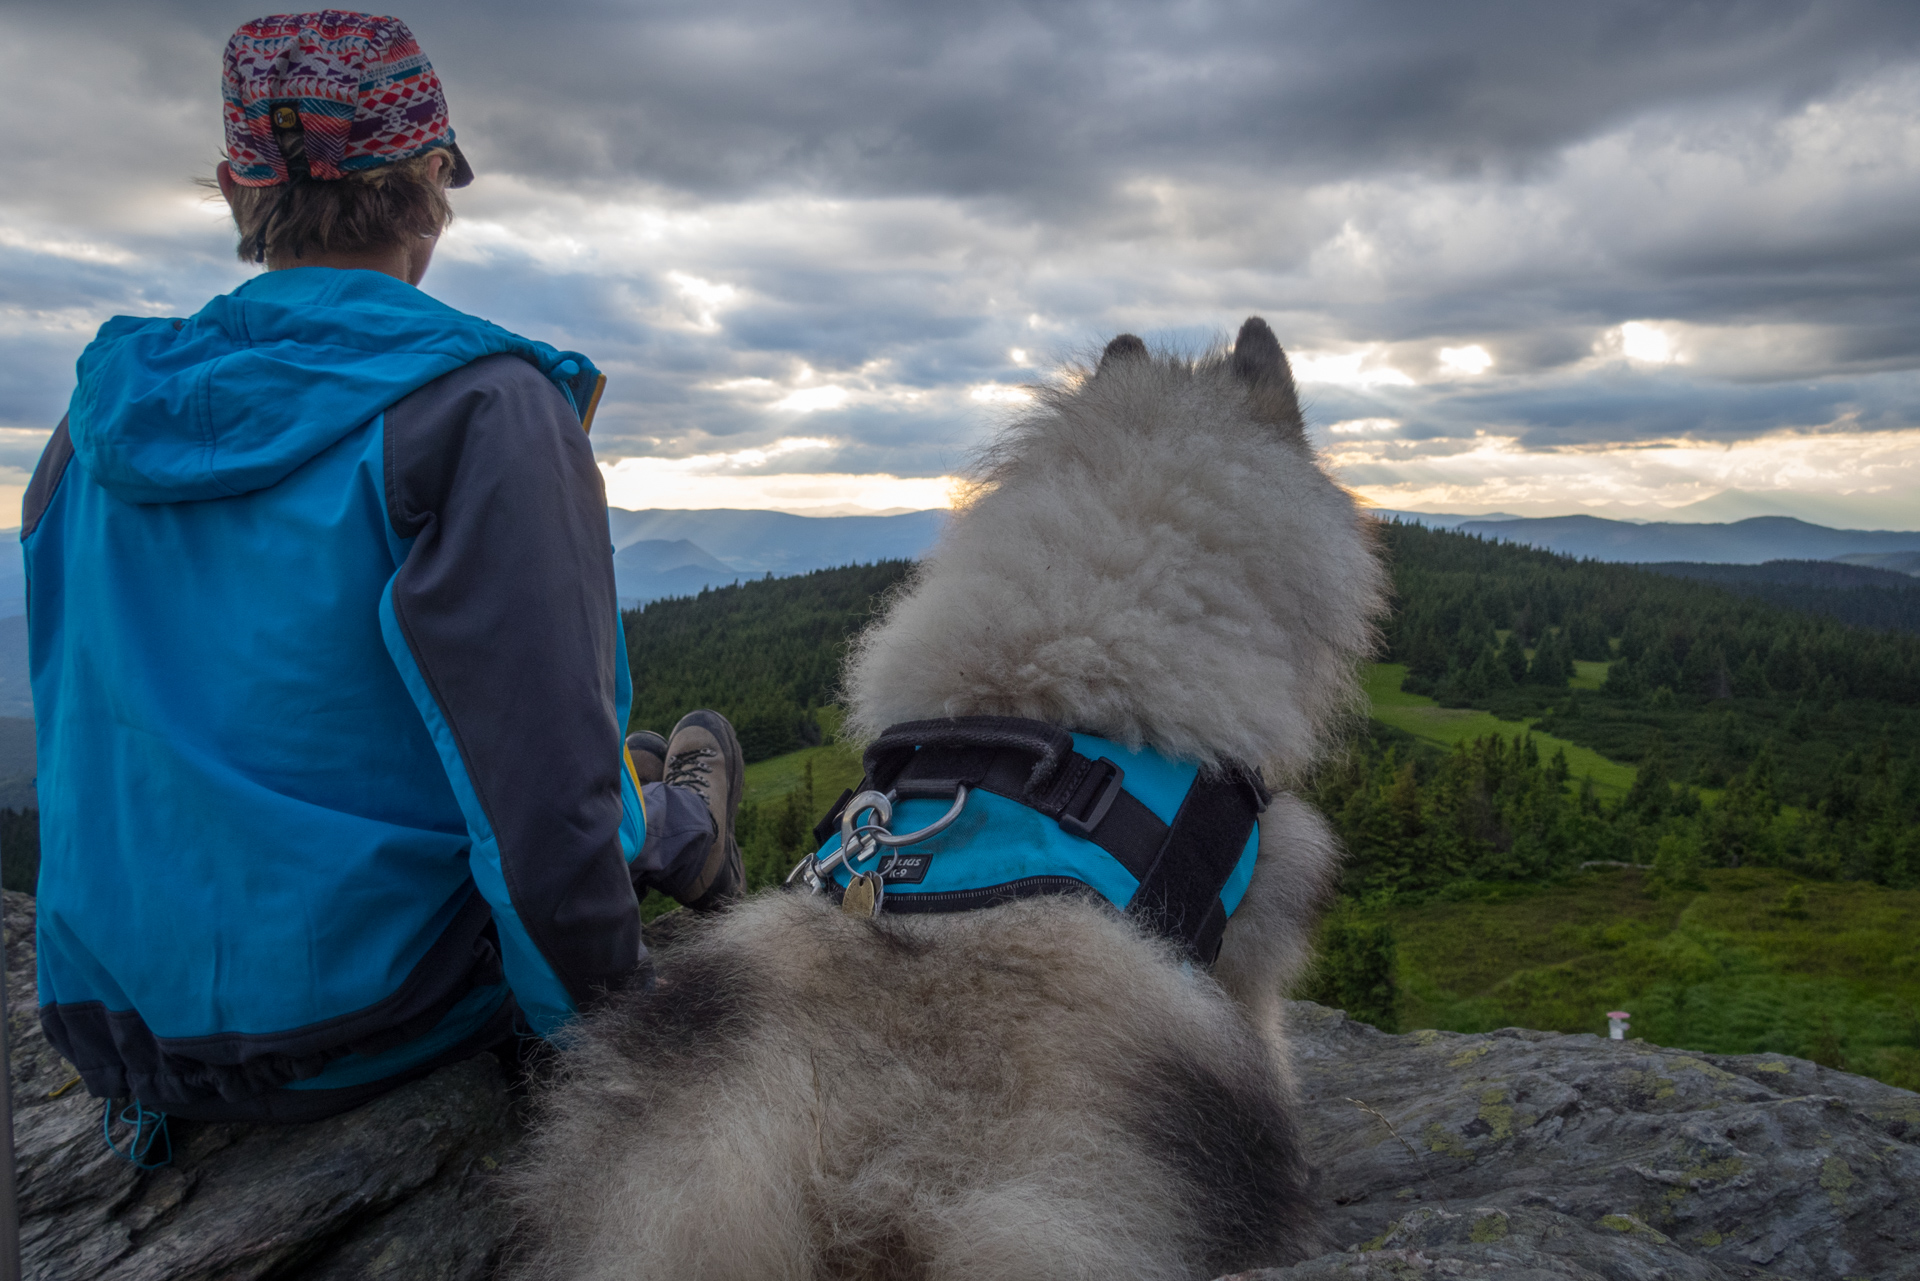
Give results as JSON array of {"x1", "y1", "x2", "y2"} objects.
[
  {"x1": 1437, "y1": 346, "x2": 1493, "y2": 377},
  {"x1": 1332, "y1": 428, "x2": 1920, "y2": 527},
  {"x1": 1289, "y1": 346, "x2": 1417, "y2": 390},
  {"x1": 599, "y1": 439, "x2": 957, "y2": 514}
]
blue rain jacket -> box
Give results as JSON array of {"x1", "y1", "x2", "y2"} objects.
[{"x1": 24, "y1": 268, "x2": 648, "y2": 1121}]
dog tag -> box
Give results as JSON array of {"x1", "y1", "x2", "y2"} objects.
[{"x1": 842, "y1": 872, "x2": 882, "y2": 917}]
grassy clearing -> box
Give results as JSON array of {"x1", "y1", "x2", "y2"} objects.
[
  {"x1": 1365, "y1": 663, "x2": 1636, "y2": 795},
  {"x1": 741, "y1": 741, "x2": 863, "y2": 809},
  {"x1": 736, "y1": 666, "x2": 1639, "y2": 813},
  {"x1": 1383, "y1": 867, "x2": 1920, "y2": 1091},
  {"x1": 1569, "y1": 659, "x2": 1611, "y2": 691},
  {"x1": 740, "y1": 672, "x2": 1639, "y2": 807}
]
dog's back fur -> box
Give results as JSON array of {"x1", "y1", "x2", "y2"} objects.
[{"x1": 508, "y1": 322, "x2": 1387, "y2": 1281}]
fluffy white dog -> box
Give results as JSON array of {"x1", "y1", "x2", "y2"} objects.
[{"x1": 509, "y1": 319, "x2": 1387, "y2": 1281}]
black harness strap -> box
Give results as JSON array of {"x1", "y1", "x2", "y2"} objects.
[
  {"x1": 814, "y1": 716, "x2": 1267, "y2": 963},
  {"x1": 1129, "y1": 771, "x2": 1262, "y2": 964}
]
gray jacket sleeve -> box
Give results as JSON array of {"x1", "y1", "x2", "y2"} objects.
[{"x1": 382, "y1": 353, "x2": 644, "y2": 1029}]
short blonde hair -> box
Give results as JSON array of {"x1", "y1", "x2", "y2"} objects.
[{"x1": 224, "y1": 148, "x2": 456, "y2": 264}]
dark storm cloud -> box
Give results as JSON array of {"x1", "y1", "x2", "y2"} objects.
[
  {"x1": 10, "y1": 0, "x2": 1915, "y2": 205},
  {"x1": 1326, "y1": 371, "x2": 1920, "y2": 449},
  {"x1": 3, "y1": 0, "x2": 1920, "y2": 515},
  {"x1": 424, "y1": 0, "x2": 1920, "y2": 206}
]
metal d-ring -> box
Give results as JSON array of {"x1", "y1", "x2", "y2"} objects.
[
  {"x1": 839, "y1": 823, "x2": 892, "y2": 873},
  {"x1": 822, "y1": 791, "x2": 894, "y2": 875},
  {"x1": 839, "y1": 791, "x2": 895, "y2": 851},
  {"x1": 868, "y1": 784, "x2": 970, "y2": 848}
]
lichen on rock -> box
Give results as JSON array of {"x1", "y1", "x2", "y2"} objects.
[{"x1": 1249, "y1": 1002, "x2": 1920, "y2": 1280}]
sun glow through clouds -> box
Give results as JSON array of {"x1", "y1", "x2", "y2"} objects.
[
  {"x1": 1289, "y1": 347, "x2": 1416, "y2": 389},
  {"x1": 665, "y1": 271, "x2": 739, "y2": 333},
  {"x1": 599, "y1": 448, "x2": 957, "y2": 515},
  {"x1": 1438, "y1": 345, "x2": 1493, "y2": 376},
  {"x1": 1330, "y1": 427, "x2": 1920, "y2": 524},
  {"x1": 1618, "y1": 321, "x2": 1682, "y2": 365}
]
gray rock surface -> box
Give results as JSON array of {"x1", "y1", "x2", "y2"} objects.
[
  {"x1": 8, "y1": 892, "x2": 1917, "y2": 1280},
  {"x1": 5, "y1": 892, "x2": 518, "y2": 1280},
  {"x1": 1247, "y1": 1003, "x2": 1920, "y2": 1281}
]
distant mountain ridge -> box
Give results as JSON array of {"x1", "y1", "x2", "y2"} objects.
[
  {"x1": 614, "y1": 538, "x2": 733, "y2": 576},
  {"x1": 1384, "y1": 513, "x2": 1920, "y2": 565},
  {"x1": 604, "y1": 508, "x2": 946, "y2": 606},
  {"x1": 1, "y1": 509, "x2": 1910, "y2": 616},
  {"x1": 605, "y1": 508, "x2": 944, "y2": 574},
  {"x1": 0, "y1": 615, "x2": 27, "y2": 720},
  {"x1": 0, "y1": 509, "x2": 949, "y2": 618},
  {"x1": 1835, "y1": 551, "x2": 1920, "y2": 576},
  {"x1": 1641, "y1": 560, "x2": 1920, "y2": 591}
]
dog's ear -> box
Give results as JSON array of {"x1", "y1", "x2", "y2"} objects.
[
  {"x1": 1097, "y1": 333, "x2": 1148, "y2": 375},
  {"x1": 1231, "y1": 317, "x2": 1305, "y2": 438}
]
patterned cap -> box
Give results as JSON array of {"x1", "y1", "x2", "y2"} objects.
[{"x1": 223, "y1": 12, "x2": 474, "y2": 188}]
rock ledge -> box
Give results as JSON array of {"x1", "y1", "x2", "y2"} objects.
[
  {"x1": 1257, "y1": 1002, "x2": 1920, "y2": 1280},
  {"x1": 9, "y1": 892, "x2": 1916, "y2": 1280}
]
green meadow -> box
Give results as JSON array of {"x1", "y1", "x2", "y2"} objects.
[
  {"x1": 1339, "y1": 663, "x2": 1919, "y2": 1092},
  {"x1": 740, "y1": 705, "x2": 861, "y2": 808},
  {"x1": 743, "y1": 661, "x2": 1631, "y2": 816},
  {"x1": 1380, "y1": 866, "x2": 1920, "y2": 1091},
  {"x1": 742, "y1": 740, "x2": 862, "y2": 809},
  {"x1": 1364, "y1": 663, "x2": 1635, "y2": 795}
]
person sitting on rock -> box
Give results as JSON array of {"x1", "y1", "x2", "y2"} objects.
[{"x1": 22, "y1": 11, "x2": 742, "y2": 1126}]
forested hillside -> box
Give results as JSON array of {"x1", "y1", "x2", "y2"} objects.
[
  {"x1": 623, "y1": 561, "x2": 912, "y2": 761},
  {"x1": 1635, "y1": 558, "x2": 1920, "y2": 634},
  {"x1": 619, "y1": 528, "x2": 1919, "y2": 896},
  {"x1": 1304, "y1": 524, "x2": 1919, "y2": 1084},
  {"x1": 1371, "y1": 522, "x2": 1919, "y2": 889},
  {"x1": 613, "y1": 527, "x2": 1920, "y2": 1086}
]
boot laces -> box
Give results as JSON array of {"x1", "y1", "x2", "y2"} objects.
[{"x1": 664, "y1": 747, "x2": 719, "y2": 791}]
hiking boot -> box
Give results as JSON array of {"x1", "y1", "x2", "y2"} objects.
[
  {"x1": 663, "y1": 710, "x2": 745, "y2": 910},
  {"x1": 625, "y1": 730, "x2": 667, "y2": 785}
]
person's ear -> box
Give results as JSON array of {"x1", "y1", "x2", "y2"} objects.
[
  {"x1": 216, "y1": 160, "x2": 239, "y2": 209},
  {"x1": 424, "y1": 152, "x2": 448, "y2": 188}
]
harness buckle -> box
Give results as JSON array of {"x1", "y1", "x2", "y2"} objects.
[{"x1": 1057, "y1": 757, "x2": 1125, "y2": 840}]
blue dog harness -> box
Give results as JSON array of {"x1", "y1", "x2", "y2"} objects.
[{"x1": 796, "y1": 717, "x2": 1268, "y2": 964}]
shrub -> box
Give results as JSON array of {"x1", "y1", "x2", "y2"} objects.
[{"x1": 1299, "y1": 902, "x2": 1400, "y2": 1032}]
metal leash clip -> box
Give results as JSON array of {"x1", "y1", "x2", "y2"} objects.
[{"x1": 788, "y1": 785, "x2": 971, "y2": 908}]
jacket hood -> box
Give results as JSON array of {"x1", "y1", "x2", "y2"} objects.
[{"x1": 67, "y1": 268, "x2": 602, "y2": 504}]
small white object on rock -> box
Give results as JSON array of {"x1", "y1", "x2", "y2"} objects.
[{"x1": 1607, "y1": 1011, "x2": 1631, "y2": 1040}]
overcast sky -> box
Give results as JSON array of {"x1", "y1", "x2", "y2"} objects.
[{"x1": 4, "y1": 0, "x2": 1919, "y2": 523}]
